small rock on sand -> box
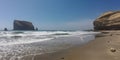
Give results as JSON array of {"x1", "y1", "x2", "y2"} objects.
[{"x1": 110, "y1": 48, "x2": 116, "y2": 52}]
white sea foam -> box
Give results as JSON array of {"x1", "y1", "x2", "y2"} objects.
[
  {"x1": 0, "y1": 31, "x2": 100, "y2": 60},
  {"x1": 0, "y1": 38, "x2": 54, "y2": 46},
  {"x1": 0, "y1": 31, "x2": 100, "y2": 46}
]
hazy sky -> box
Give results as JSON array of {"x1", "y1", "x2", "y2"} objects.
[{"x1": 0, "y1": 0, "x2": 119, "y2": 30}]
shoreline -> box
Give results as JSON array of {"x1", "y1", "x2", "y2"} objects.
[
  {"x1": 21, "y1": 36, "x2": 95, "y2": 60},
  {"x1": 21, "y1": 30, "x2": 120, "y2": 60},
  {"x1": 62, "y1": 31, "x2": 120, "y2": 60}
]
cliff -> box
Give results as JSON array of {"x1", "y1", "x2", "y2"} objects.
[{"x1": 94, "y1": 11, "x2": 120, "y2": 30}]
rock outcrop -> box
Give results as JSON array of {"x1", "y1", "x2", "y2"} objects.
[
  {"x1": 4, "y1": 28, "x2": 8, "y2": 31},
  {"x1": 14, "y1": 20, "x2": 35, "y2": 30},
  {"x1": 35, "y1": 27, "x2": 38, "y2": 31},
  {"x1": 94, "y1": 11, "x2": 120, "y2": 30}
]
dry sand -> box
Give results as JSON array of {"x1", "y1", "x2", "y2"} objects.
[{"x1": 23, "y1": 31, "x2": 120, "y2": 60}]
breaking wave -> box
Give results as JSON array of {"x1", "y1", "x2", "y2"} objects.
[{"x1": 0, "y1": 31, "x2": 100, "y2": 60}]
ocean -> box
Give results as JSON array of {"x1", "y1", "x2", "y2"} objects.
[{"x1": 0, "y1": 30, "x2": 100, "y2": 60}]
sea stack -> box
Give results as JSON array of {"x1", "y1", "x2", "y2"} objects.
[
  {"x1": 4, "y1": 28, "x2": 8, "y2": 31},
  {"x1": 93, "y1": 11, "x2": 120, "y2": 30},
  {"x1": 35, "y1": 27, "x2": 38, "y2": 31},
  {"x1": 13, "y1": 20, "x2": 35, "y2": 30}
]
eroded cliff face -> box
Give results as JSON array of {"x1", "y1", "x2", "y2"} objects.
[
  {"x1": 14, "y1": 20, "x2": 34, "y2": 30},
  {"x1": 94, "y1": 11, "x2": 120, "y2": 30}
]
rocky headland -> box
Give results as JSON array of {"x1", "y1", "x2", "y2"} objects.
[{"x1": 94, "y1": 11, "x2": 120, "y2": 30}]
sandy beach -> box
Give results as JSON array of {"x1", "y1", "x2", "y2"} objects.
[
  {"x1": 62, "y1": 31, "x2": 120, "y2": 60},
  {"x1": 23, "y1": 30, "x2": 120, "y2": 60}
]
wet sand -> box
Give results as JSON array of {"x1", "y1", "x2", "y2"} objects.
[{"x1": 23, "y1": 30, "x2": 120, "y2": 60}]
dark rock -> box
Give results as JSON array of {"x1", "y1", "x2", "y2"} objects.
[
  {"x1": 4, "y1": 28, "x2": 8, "y2": 31},
  {"x1": 110, "y1": 48, "x2": 116, "y2": 52},
  {"x1": 94, "y1": 11, "x2": 120, "y2": 30},
  {"x1": 35, "y1": 27, "x2": 38, "y2": 31},
  {"x1": 14, "y1": 20, "x2": 35, "y2": 30},
  {"x1": 107, "y1": 41, "x2": 110, "y2": 43},
  {"x1": 61, "y1": 57, "x2": 64, "y2": 59}
]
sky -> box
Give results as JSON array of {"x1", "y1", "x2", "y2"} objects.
[{"x1": 0, "y1": 0, "x2": 120, "y2": 30}]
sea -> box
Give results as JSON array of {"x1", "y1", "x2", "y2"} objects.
[{"x1": 0, "y1": 30, "x2": 100, "y2": 60}]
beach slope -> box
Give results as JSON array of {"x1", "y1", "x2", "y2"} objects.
[
  {"x1": 61, "y1": 31, "x2": 120, "y2": 60},
  {"x1": 23, "y1": 31, "x2": 120, "y2": 60}
]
